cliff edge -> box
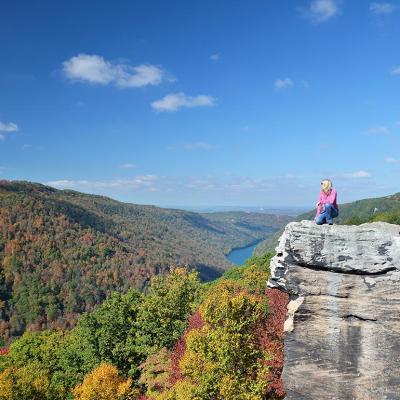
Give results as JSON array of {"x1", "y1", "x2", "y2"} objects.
[{"x1": 268, "y1": 220, "x2": 400, "y2": 400}]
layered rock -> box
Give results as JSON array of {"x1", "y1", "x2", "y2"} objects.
[{"x1": 268, "y1": 220, "x2": 400, "y2": 400}]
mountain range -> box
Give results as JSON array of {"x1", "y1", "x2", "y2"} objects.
[{"x1": 0, "y1": 180, "x2": 291, "y2": 343}]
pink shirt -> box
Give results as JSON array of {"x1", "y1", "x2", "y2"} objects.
[{"x1": 316, "y1": 188, "x2": 338, "y2": 217}]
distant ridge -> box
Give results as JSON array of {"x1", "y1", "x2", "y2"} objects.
[{"x1": 0, "y1": 180, "x2": 291, "y2": 342}]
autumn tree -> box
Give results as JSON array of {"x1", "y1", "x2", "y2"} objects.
[
  {"x1": 158, "y1": 256, "x2": 278, "y2": 400},
  {"x1": 72, "y1": 363, "x2": 135, "y2": 400}
]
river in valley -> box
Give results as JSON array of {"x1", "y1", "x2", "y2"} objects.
[{"x1": 226, "y1": 239, "x2": 264, "y2": 266}]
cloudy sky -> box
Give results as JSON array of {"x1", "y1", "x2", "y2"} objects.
[{"x1": 1, "y1": 0, "x2": 400, "y2": 207}]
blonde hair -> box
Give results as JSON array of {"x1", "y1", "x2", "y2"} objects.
[{"x1": 321, "y1": 179, "x2": 332, "y2": 193}]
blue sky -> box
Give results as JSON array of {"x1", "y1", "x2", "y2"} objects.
[{"x1": 1, "y1": 0, "x2": 400, "y2": 207}]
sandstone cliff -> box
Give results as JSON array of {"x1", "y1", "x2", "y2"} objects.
[{"x1": 268, "y1": 220, "x2": 400, "y2": 400}]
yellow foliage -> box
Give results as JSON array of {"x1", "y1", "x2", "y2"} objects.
[
  {"x1": 178, "y1": 328, "x2": 216, "y2": 379},
  {"x1": 155, "y1": 380, "x2": 198, "y2": 400},
  {"x1": 242, "y1": 262, "x2": 270, "y2": 294},
  {"x1": 199, "y1": 280, "x2": 266, "y2": 329},
  {"x1": 0, "y1": 363, "x2": 51, "y2": 400},
  {"x1": 73, "y1": 363, "x2": 135, "y2": 400},
  {"x1": 0, "y1": 369, "x2": 13, "y2": 400},
  {"x1": 218, "y1": 369, "x2": 270, "y2": 400}
]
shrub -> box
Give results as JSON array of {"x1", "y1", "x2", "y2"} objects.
[{"x1": 371, "y1": 210, "x2": 400, "y2": 225}]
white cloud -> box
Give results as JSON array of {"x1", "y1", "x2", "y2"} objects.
[
  {"x1": 306, "y1": 0, "x2": 340, "y2": 22},
  {"x1": 210, "y1": 53, "x2": 221, "y2": 61},
  {"x1": 63, "y1": 54, "x2": 113, "y2": 84},
  {"x1": 120, "y1": 163, "x2": 136, "y2": 169},
  {"x1": 0, "y1": 121, "x2": 18, "y2": 142},
  {"x1": 369, "y1": 2, "x2": 397, "y2": 14},
  {"x1": 47, "y1": 175, "x2": 158, "y2": 190},
  {"x1": 365, "y1": 125, "x2": 389, "y2": 135},
  {"x1": 390, "y1": 66, "x2": 400, "y2": 76},
  {"x1": 47, "y1": 180, "x2": 90, "y2": 188},
  {"x1": 274, "y1": 78, "x2": 310, "y2": 90},
  {"x1": 63, "y1": 54, "x2": 165, "y2": 88},
  {"x1": 151, "y1": 92, "x2": 215, "y2": 112},
  {"x1": 0, "y1": 122, "x2": 18, "y2": 132},
  {"x1": 344, "y1": 170, "x2": 372, "y2": 178},
  {"x1": 274, "y1": 78, "x2": 293, "y2": 90},
  {"x1": 21, "y1": 143, "x2": 44, "y2": 151},
  {"x1": 117, "y1": 64, "x2": 165, "y2": 88},
  {"x1": 46, "y1": 174, "x2": 304, "y2": 196},
  {"x1": 384, "y1": 157, "x2": 400, "y2": 164}
]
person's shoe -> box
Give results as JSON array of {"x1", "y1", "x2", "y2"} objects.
[{"x1": 327, "y1": 219, "x2": 333, "y2": 225}]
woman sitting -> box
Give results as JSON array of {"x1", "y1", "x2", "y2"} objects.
[{"x1": 315, "y1": 179, "x2": 339, "y2": 225}]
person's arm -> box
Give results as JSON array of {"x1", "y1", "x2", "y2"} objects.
[{"x1": 315, "y1": 192, "x2": 323, "y2": 217}]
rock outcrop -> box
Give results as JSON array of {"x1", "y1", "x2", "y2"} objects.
[{"x1": 268, "y1": 220, "x2": 400, "y2": 400}]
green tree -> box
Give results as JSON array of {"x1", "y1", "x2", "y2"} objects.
[
  {"x1": 0, "y1": 331, "x2": 68, "y2": 400},
  {"x1": 58, "y1": 288, "x2": 142, "y2": 384},
  {"x1": 135, "y1": 268, "x2": 202, "y2": 357}
]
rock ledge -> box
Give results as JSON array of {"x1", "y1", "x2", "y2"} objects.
[{"x1": 268, "y1": 220, "x2": 400, "y2": 400}]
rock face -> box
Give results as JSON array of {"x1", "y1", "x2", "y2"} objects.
[{"x1": 268, "y1": 220, "x2": 400, "y2": 400}]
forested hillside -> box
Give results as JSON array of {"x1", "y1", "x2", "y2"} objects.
[
  {"x1": 0, "y1": 254, "x2": 288, "y2": 400},
  {"x1": 255, "y1": 192, "x2": 400, "y2": 255},
  {"x1": 0, "y1": 180, "x2": 290, "y2": 343}
]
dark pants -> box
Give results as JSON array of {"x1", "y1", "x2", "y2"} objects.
[{"x1": 315, "y1": 203, "x2": 338, "y2": 225}]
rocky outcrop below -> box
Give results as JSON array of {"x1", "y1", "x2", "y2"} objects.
[{"x1": 268, "y1": 220, "x2": 400, "y2": 400}]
